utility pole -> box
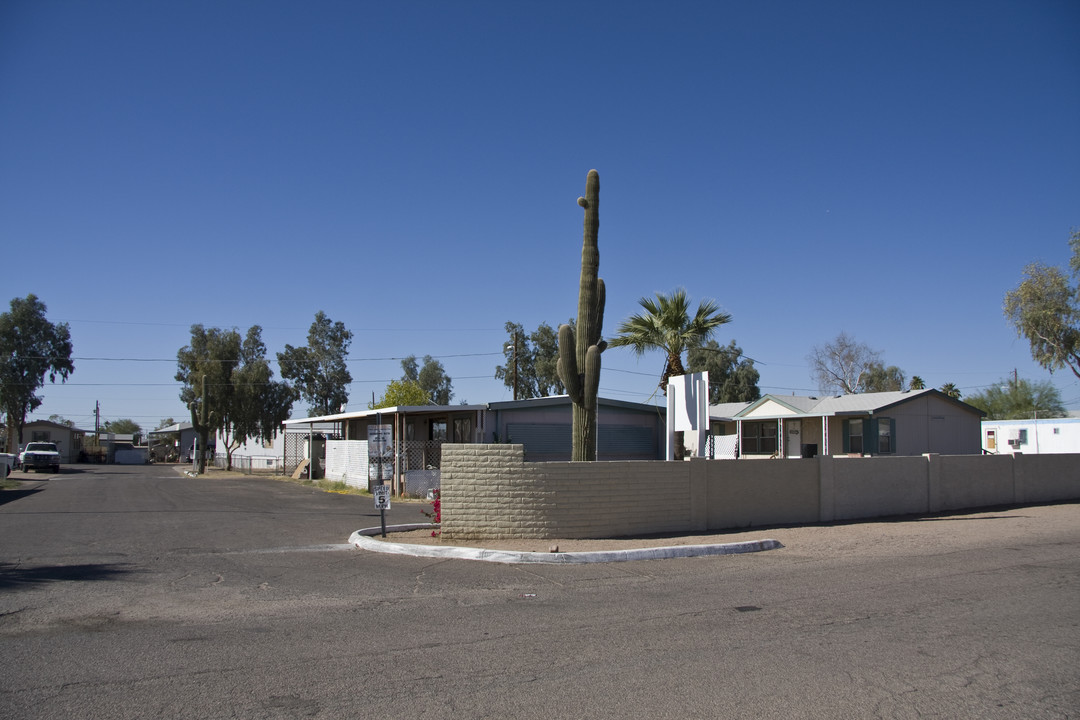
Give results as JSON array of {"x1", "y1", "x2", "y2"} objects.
[{"x1": 512, "y1": 332, "x2": 519, "y2": 401}]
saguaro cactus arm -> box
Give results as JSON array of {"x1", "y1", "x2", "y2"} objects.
[{"x1": 557, "y1": 323, "x2": 583, "y2": 404}]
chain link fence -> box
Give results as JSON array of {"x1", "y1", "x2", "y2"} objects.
[{"x1": 213, "y1": 454, "x2": 286, "y2": 474}]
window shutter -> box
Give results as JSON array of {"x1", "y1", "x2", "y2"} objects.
[{"x1": 868, "y1": 418, "x2": 878, "y2": 454}]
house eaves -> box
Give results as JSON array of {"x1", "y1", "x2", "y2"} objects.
[
  {"x1": 735, "y1": 394, "x2": 823, "y2": 419},
  {"x1": 488, "y1": 395, "x2": 665, "y2": 414},
  {"x1": 283, "y1": 396, "x2": 666, "y2": 428},
  {"x1": 282, "y1": 404, "x2": 489, "y2": 426}
]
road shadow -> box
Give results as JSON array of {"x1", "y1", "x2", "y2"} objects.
[
  {"x1": 0, "y1": 562, "x2": 137, "y2": 590},
  {"x1": 0, "y1": 487, "x2": 44, "y2": 506}
]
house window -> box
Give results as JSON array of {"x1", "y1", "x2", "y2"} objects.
[
  {"x1": 877, "y1": 418, "x2": 893, "y2": 454},
  {"x1": 740, "y1": 421, "x2": 777, "y2": 455},
  {"x1": 32, "y1": 431, "x2": 51, "y2": 442},
  {"x1": 430, "y1": 421, "x2": 447, "y2": 441},
  {"x1": 452, "y1": 417, "x2": 472, "y2": 443},
  {"x1": 848, "y1": 419, "x2": 863, "y2": 454}
]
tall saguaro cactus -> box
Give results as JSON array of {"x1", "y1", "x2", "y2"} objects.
[{"x1": 558, "y1": 169, "x2": 606, "y2": 461}]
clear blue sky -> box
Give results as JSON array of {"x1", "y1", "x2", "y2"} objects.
[{"x1": 2, "y1": 0, "x2": 1078, "y2": 431}]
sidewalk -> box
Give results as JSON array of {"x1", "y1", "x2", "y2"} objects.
[{"x1": 350, "y1": 501, "x2": 1080, "y2": 564}]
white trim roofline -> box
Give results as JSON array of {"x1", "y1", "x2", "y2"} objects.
[{"x1": 727, "y1": 388, "x2": 984, "y2": 420}]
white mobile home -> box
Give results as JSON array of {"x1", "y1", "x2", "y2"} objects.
[{"x1": 982, "y1": 417, "x2": 1080, "y2": 455}]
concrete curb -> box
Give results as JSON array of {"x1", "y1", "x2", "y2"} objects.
[{"x1": 348, "y1": 524, "x2": 784, "y2": 564}]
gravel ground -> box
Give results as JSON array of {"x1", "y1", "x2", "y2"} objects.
[{"x1": 364, "y1": 502, "x2": 1079, "y2": 554}]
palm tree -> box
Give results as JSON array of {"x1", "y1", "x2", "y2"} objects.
[
  {"x1": 939, "y1": 382, "x2": 962, "y2": 399},
  {"x1": 909, "y1": 375, "x2": 926, "y2": 390},
  {"x1": 609, "y1": 288, "x2": 732, "y2": 392}
]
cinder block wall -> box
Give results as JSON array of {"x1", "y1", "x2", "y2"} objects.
[
  {"x1": 440, "y1": 444, "x2": 691, "y2": 540},
  {"x1": 440, "y1": 444, "x2": 1080, "y2": 540}
]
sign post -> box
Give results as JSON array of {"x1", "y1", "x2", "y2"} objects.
[{"x1": 368, "y1": 417, "x2": 393, "y2": 537}]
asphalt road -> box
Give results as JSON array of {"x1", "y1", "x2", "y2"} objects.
[{"x1": 1, "y1": 464, "x2": 1077, "y2": 719}]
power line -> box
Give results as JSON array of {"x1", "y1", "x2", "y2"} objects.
[{"x1": 17, "y1": 351, "x2": 504, "y2": 363}]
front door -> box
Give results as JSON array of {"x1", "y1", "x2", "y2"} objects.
[{"x1": 786, "y1": 420, "x2": 802, "y2": 458}]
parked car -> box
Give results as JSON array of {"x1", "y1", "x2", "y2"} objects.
[{"x1": 20, "y1": 442, "x2": 61, "y2": 473}]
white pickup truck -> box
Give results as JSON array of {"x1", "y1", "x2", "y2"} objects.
[{"x1": 20, "y1": 442, "x2": 61, "y2": 473}]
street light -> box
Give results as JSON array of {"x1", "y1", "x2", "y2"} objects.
[{"x1": 506, "y1": 333, "x2": 519, "y2": 401}]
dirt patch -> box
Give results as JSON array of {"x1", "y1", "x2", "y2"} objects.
[{"x1": 366, "y1": 503, "x2": 1080, "y2": 555}]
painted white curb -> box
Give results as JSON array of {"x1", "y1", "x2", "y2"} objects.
[{"x1": 348, "y1": 524, "x2": 784, "y2": 564}]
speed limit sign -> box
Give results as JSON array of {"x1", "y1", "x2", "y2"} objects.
[{"x1": 374, "y1": 485, "x2": 391, "y2": 510}]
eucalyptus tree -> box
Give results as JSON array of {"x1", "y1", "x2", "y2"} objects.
[
  {"x1": 178, "y1": 324, "x2": 296, "y2": 472},
  {"x1": 1004, "y1": 229, "x2": 1080, "y2": 380},
  {"x1": 495, "y1": 321, "x2": 567, "y2": 399},
  {"x1": 221, "y1": 326, "x2": 296, "y2": 470},
  {"x1": 277, "y1": 311, "x2": 353, "y2": 416},
  {"x1": 686, "y1": 339, "x2": 760, "y2": 403},
  {"x1": 0, "y1": 294, "x2": 74, "y2": 450},
  {"x1": 177, "y1": 325, "x2": 241, "y2": 472},
  {"x1": 401, "y1": 355, "x2": 453, "y2": 405}
]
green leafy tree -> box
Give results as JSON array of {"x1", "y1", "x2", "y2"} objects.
[
  {"x1": 609, "y1": 289, "x2": 732, "y2": 393},
  {"x1": 369, "y1": 379, "x2": 430, "y2": 409},
  {"x1": 529, "y1": 322, "x2": 564, "y2": 397},
  {"x1": 910, "y1": 376, "x2": 926, "y2": 390},
  {"x1": 277, "y1": 311, "x2": 353, "y2": 416},
  {"x1": 495, "y1": 321, "x2": 567, "y2": 399},
  {"x1": 0, "y1": 294, "x2": 75, "y2": 450},
  {"x1": 1004, "y1": 229, "x2": 1080, "y2": 380},
  {"x1": 220, "y1": 326, "x2": 296, "y2": 470},
  {"x1": 177, "y1": 325, "x2": 241, "y2": 472},
  {"x1": 152, "y1": 417, "x2": 180, "y2": 461},
  {"x1": 103, "y1": 418, "x2": 141, "y2": 434},
  {"x1": 103, "y1": 419, "x2": 143, "y2": 443},
  {"x1": 862, "y1": 363, "x2": 907, "y2": 392},
  {"x1": 963, "y1": 377, "x2": 1065, "y2": 420},
  {"x1": 401, "y1": 355, "x2": 453, "y2": 405},
  {"x1": 48, "y1": 414, "x2": 75, "y2": 428},
  {"x1": 686, "y1": 340, "x2": 760, "y2": 404}
]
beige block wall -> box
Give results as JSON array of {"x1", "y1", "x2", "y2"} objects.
[
  {"x1": 831, "y1": 456, "x2": 929, "y2": 521},
  {"x1": 440, "y1": 444, "x2": 1080, "y2": 540},
  {"x1": 1017, "y1": 453, "x2": 1080, "y2": 503},
  {"x1": 706, "y1": 458, "x2": 819, "y2": 528},
  {"x1": 441, "y1": 444, "x2": 691, "y2": 540},
  {"x1": 936, "y1": 454, "x2": 1014, "y2": 510}
]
